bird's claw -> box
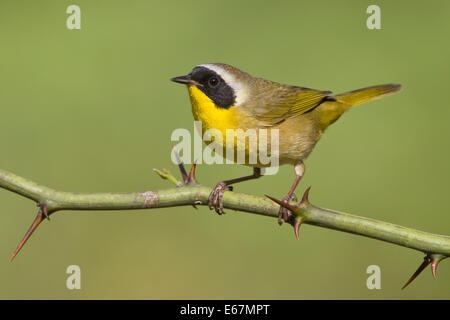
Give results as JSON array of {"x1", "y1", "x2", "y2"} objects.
[
  {"x1": 278, "y1": 193, "x2": 297, "y2": 225},
  {"x1": 208, "y1": 182, "x2": 232, "y2": 215}
]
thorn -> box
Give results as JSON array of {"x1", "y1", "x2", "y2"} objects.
[
  {"x1": 265, "y1": 194, "x2": 298, "y2": 212},
  {"x1": 172, "y1": 146, "x2": 188, "y2": 183},
  {"x1": 402, "y1": 255, "x2": 431, "y2": 289},
  {"x1": 294, "y1": 219, "x2": 302, "y2": 240},
  {"x1": 10, "y1": 206, "x2": 47, "y2": 262},
  {"x1": 41, "y1": 203, "x2": 50, "y2": 220},
  {"x1": 188, "y1": 162, "x2": 197, "y2": 183},
  {"x1": 301, "y1": 186, "x2": 311, "y2": 205},
  {"x1": 431, "y1": 259, "x2": 438, "y2": 280},
  {"x1": 430, "y1": 254, "x2": 447, "y2": 280}
]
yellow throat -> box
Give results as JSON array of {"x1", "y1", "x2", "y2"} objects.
[{"x1": 187, "y1": 85, "x2": 238, "y2": 137}]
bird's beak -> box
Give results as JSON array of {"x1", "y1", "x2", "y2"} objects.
[{"x1": 170, "y1": 74, "x2": 198, "y2": 86}]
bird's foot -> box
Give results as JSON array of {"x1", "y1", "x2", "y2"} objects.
[
  {"x1": 208, "y1": 182, "x2": 233, "y2": 215},
  {"x1": 277, "y1": 193, "x2": 298, "y2": 225},
  {"x1": 266, "y1": 187, "x2": 311, "y2": 240}
]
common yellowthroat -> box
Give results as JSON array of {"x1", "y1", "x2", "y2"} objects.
[{"x1": 171, "y1": 63, "x2": 401, "y2": 225}]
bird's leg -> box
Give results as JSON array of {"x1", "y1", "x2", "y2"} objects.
[
  {"x1": 278, "y1": 162, "x2": 305, "y2": 225},
  {"x1": 209, "y1": 167, "x2": 262, "y2": 214}
]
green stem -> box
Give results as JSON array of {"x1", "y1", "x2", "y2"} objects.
[{"x1": 1, "y1": 168, "x2": 449, "y2": 256}]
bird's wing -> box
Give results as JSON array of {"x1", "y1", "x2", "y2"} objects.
[{"x1": 247, "y1": 80, "x2": 332, "y2": 126}]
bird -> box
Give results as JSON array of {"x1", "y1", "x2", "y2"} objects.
[{"x1": 171, "y1": 63, "x2": 401, "y2": 225}]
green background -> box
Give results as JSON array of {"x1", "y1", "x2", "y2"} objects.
[{"x1": 1, "y1": 0, "x2": 449, "y2": 299}]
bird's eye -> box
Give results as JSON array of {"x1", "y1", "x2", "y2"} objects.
[{"x1": 208, "y1": 77, "x2": 219, "y2": 87}]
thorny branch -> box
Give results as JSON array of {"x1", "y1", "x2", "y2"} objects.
[{"x1": 0, "y1": 154, "x2": 448, "y2": 289}]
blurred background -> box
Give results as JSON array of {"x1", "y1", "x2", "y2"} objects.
[{"x1": 0, "y1": 0, "x2": 449, "y2": 299}]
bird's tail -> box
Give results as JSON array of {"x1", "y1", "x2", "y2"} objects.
[
  {"x1": 334, "y1": 84, "x2": 402, "y2": 107},
  {"x1": 318, "y1": 84, "x2": 402, "y2": 129}
]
